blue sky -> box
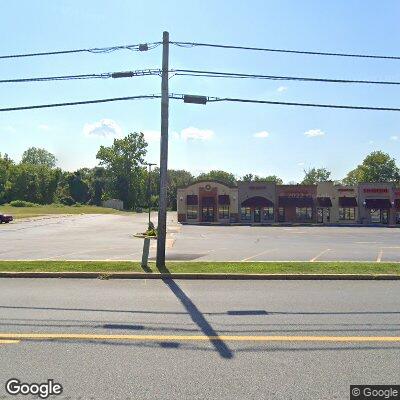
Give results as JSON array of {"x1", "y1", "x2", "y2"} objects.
[{"x1": 1, "y1": 0, "x2": 399, "y2": 182}]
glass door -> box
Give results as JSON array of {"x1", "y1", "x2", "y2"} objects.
[
  {"x1": 317, "y1": 208, "x2": 323, "y2": 223},
  {"x1": 254, "y1": 208, "x2": 261, "y2": 222},
  {"x1": 382, "y1": 210, "x2": 388, "y2": 224},
  {"x1": 202, "y1": 206, "x2": 214, "y2": 222}
]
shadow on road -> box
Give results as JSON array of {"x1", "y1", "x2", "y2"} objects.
[{"x1": 155, "y1": 263, "x2": 233, "y2": 359}]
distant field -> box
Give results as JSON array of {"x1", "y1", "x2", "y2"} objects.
[{"x1": 0, "y1": 204, "x2": 131, "y2": 219}]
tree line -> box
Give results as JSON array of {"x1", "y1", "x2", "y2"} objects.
[{"x1": 1, "y1": 131, "x2": 399, "y2": 210}]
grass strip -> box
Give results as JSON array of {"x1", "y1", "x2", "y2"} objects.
[
  {"x1": 0, "y1": 205, "x2": 133, "y2": 219},
  {"x1": 0, "y1": 261, "x2": 399, "y2": 275}
]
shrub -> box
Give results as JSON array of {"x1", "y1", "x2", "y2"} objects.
[
  {"x1": 58, "y1": 196, "x2": 75, "y2": 206},
  {"x1": 9, "y1": 200, "x2": 39, "y2": 207}
]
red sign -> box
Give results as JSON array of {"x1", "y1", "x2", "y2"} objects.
[{"x1": 363, "y1": 188, "x2": 388, "y2": 193}]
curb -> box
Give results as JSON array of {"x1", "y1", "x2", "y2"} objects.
[{"x1": 0, "y1": 272, "x2": 399, "y2": 280}]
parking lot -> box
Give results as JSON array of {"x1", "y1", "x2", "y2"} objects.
[{"x1": 0, "y1": 213, "x2": 399, "y2": 262}]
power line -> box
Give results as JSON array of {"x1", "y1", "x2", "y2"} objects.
[
  {"x1": 2, "y1": 93, "x2": 400, "y2": 113},
  {"x1": 0, "y1": 95, "x2": 160, "y2": 112},
  {"x1": 0, "y1": 42, "x2": 161, "y2": 60},
  {"x1": 0, "y1": 69, "x2": 162, "y2": 84},
  {"x1": 170, "y1": 93, "x2": 400, "y2": 112},
  {"x1": 171, "y1": 41, "x2": 400, "y2": 61},
  {"x1": 174, "y1": 69, "x2": 400, "y2": 86}
]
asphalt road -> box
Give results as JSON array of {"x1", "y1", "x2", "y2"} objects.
[
  {"x1": 1, "y1": 213, "x2": 399, "y2": 261},
  {"x1": 0, "y1": 279, "x2": 399, "y2": 399}
]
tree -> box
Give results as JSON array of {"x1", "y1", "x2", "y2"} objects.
[
  {"x1": 0, "y1": 153, "x2": 13, "y2": 203},
  {"x1": 301, "y1": 168, "x2": 331, "y2": 184},
  {"x1": 96, "y1": 132, "x2": 148, "y2": 209},
  {"x1": 21, "y1": 147, "x2": 57, "y2": 168},
  {"x1": 196, "y1": 170, "x2": 237, "y2": 186},
  {"x1": 241, "y1": 173, "x2": 283, "y2": 184},
  {"x1": 167, "y1": 169, "x2": 194, "y2": 210},
  {"x1": 343, "y1": 151, "x2": 400, "y2": 184},
  {"x1": 8, "y1": 163, "x2": 60, "y2": 204}
]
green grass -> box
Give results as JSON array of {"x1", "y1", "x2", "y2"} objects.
[
  {"x1": 0, "y1": 204, "x2": 132, "y2": 219},
  {"x1": 0, "y1": 261, "x2": 399, "y2": 275}
]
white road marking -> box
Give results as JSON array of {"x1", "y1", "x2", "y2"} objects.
[
  {"x1": 310, "y1": 249, "x2": 331, "y2": 262},
  {"x1": 241, "y1": 249, "x2": 277, "y2": 262},
  {"x1": 377, "y1": 249, "x2": 384, "y2": 263}
]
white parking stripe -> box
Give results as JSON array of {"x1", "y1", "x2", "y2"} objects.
[
  {"x1": 310, "y1": 249, "x2": 331, "y2": 262},
  {"x1": 377, "y1": 249, "x2": 384, "y2": 263}
]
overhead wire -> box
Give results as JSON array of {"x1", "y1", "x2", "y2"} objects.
[{"x1": 170, "y1": 41, "x2": 400, "y2": 60}]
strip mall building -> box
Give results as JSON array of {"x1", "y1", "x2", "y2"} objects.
[{"x1": 177, "y1": 180, "x2": 400, "y2": 226}]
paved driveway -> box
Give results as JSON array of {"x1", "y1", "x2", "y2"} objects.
[
  {"x1": 167, "y1": 224, "x2": 400, "y2": 262},
  {"x1": 1, "y1": 214, "x2": 399, "y2": 261},
  {"x1": 0, "y1": 212, "x2": 177, "y2": 261}
]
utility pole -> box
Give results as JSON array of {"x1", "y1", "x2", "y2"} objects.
[
  {"x1": 145, "y1": 162, "x2": 156, "y2": 226},
  {"x1": 156, "y1": 31, "x2": 169, "y2": 268}
]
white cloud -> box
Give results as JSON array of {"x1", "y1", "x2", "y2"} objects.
[
  {"x1": 253, "y1": 131, "x2": 270, "y2": 138},
  {"x1": 277, "y1": 86, "x2": 288, "y2": 93},
  {"x1": 390, "y1": 135, "x2": 399, "y2": 141},
  {"x1": 304, "y1": 129, "x2": 325, "y2": 138},
  {"x1": 83, "y1": 119, "x2": 123, "y2": 138},
  {"x1": 297, "y1": 162, "x2": 305, "y2": 166},
  {"x1": 180, "y1": 127, "x2": 214, "y2": 141},
  {"x1": 38, "y1": 124, "x2": 50, "y2": 131}
]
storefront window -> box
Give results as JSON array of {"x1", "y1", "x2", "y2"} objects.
[
  {"x1": 262, "y1": 207, "x2": 274, "y2": 221},
  {"x1": 187, "y1": 205, "x2": 198, "y2": 219},
  {"x1": 339, "y1": 207, "x2": 355, "y2": 220},
  {"x1": 396, "y1": 212, "x2": 400, "y2": 224},
  {"x1": 218, "y1": 205, "x2": 229, "y2": 220},
  {"x1": 296, "y1": 207, "x2": 312, "y2": 221},
  {"x1": 240, "y1": 207, "x2": 251, "y2": 221},
  {"x1": 370, "y1": 209, "x2": 381, "y2": 223}
]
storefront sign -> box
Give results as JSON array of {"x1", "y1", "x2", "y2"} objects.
[
  {"x1": 363, "y1": 188, "x2": 388, "y2": 193},
  {"x1": 249, "y1": 186, "x2": 267, "y2": 190}
]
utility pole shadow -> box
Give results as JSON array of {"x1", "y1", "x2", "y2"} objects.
[{"x1": 156, "y1": 264, "x2": 233, "y2": 359}]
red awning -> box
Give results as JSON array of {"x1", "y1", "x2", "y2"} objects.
[
  {"x1": 317, "y1": 197, "x2": 332, "y2": 207},
  {"x1": 339, "y1": 197, "x2": 357, "y2": 207},
  {"x1": 241, "y1": 196, "x2": 274, "y2": 207},
  {"x1": 186, "y1": 195, "x2": 198, "y2": 205},
  {"x1": 218, "y1": 195, "x2": 230, "y2": 205},
  {"x1": 364, "y1": 198, "x2": 392, "y2": 209},
  {"x1": 278, "y1": 196, "x2": 314, "y2": 207}
]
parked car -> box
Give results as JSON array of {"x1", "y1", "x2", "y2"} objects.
[{"x1": 0, "y1": 214, "x2": 13, "y2": 223}]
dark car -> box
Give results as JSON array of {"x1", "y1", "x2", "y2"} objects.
[{"x1": 0, "y1": 214, "x2": 13, "y2": 223}]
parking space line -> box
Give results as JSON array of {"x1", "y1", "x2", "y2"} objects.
[
  {"x1": 310, "y1": 249, "x2": 331, "y2": 262},
  {"x1": 241, "y1": 249, "x2": 276, "y2": 262},
  {"x1": 0, "y1": 340, "x2": 20, "y2": 345},
  {"x1": 377, "y1": 249, "x2": 384, "y2": 263}
]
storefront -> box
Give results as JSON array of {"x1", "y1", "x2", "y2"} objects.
[
  {"x1": 238, "y1": 181, "x2": 276, "y2": 223},
  {"x1": 177, "y1": 180, "x2": 398, "y2": 226},
  {"x1": 276, "y1": 185, "x2": 316, "y2": 223},
  {"x1": 358, "y1": 183, "x2": 394, "y2": 225},
  {"x1": 317, "y1": 182, "x2": 358, "y2": 224},
  {"x1": 177, "y1": 180, "x2": 238, "y2": 223},
  {"x1": 395, "y1": 189, "x2": 400, "y2": 225}
]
